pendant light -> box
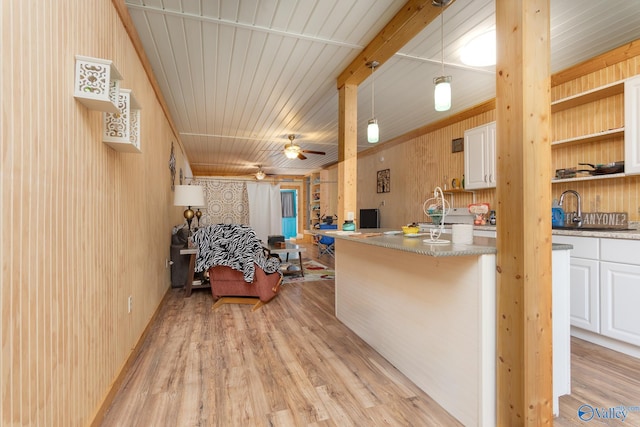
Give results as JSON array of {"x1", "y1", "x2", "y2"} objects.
[
  {"x1": 367, "y1": 60, "x2": 380, "y2": 143},
  {"x1": 434, "y1": 2, "x2": 451, "y2": 112}
]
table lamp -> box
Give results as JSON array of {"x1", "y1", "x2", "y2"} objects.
[{"x1": 173, "y1": 185, "x2": 205, "y2": 231}]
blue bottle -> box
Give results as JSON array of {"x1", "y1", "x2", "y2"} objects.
[{"x1": 551, "y1": 199, "x2": 565, "y2": 227}]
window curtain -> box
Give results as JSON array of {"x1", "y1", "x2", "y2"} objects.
[{"x1": 246, "y1": 182, "x2": 282, "y2": 244}]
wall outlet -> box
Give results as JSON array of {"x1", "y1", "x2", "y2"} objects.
[
  {"x1": 128, "y1": 295, "x2": 132, "y2": 314},
  {"x1": 381, "y1": 200, "x2": 386, "y2": 206}
]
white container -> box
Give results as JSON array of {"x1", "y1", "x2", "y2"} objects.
[{"x1": 452, "y1": 224, "x2": 474, "y2": 244}]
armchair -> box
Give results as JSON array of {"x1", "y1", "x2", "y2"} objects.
[{"x1": 192, "y1": 224, "x2": 283, "y2": 311}]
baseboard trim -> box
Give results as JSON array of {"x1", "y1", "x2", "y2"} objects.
[{"x1": 571, "y1": 327, "x2": 640, "y2": 359}]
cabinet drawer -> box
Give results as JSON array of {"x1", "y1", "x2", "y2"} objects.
[
  {"x1": 552, "y1": 235, "x2": 599, "y2": 259},
  {"x1": 600, "y1": 238, "x2": 640, "y2": 265}
]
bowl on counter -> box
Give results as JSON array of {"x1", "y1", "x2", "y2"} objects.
[{"x1": 402, "y1": 225, "x2": 420, "y2": 235}]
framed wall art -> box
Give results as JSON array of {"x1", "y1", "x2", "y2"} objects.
[{"x1": 377, "y1": 169, "x2": 390, "y2": 193}]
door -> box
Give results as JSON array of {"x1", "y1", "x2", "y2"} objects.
[{"x1": 281, "y1": 189, "x2": 297, "y2": 239}]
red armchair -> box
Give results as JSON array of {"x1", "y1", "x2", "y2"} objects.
[
  {"x1": 191, "y1": 224, "x2": 284, "y2": 311},
  {"x1": 208, "y1": 264, "x2": 282, "y2": 311}
]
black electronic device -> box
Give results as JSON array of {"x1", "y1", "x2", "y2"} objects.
[{"x1": 359, "y1": 208, "x2": 380, "y2": 229}]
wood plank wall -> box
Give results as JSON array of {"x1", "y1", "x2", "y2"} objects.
[
  {"x1": 1, "y1": 1, "x2": 186, "y2": 425},
  {"x1": 356, "y1": 45, "x2": 640, "y2": 227}
]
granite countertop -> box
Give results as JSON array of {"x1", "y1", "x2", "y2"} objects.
[
  {"x1": 316, "y1": 229, "x2": 572, "y2": 258},
  {"x1": 472, "y1": 222, "x2": 640, "y2": 240}
]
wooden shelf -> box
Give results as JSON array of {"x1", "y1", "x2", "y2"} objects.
[
  {"x1": 552, "y1": 127, "x2": 624, "y2": 147},
  {"x1": 551, "y1": 80, "x2": 624, "y2": 113},
  {"x1": 552, "y1": 172, "x2": 626, "y2": 184}
]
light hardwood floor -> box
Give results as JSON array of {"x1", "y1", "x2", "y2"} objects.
[{"x1": 101, "y1": 242, "x2": 640, "y2": 426}]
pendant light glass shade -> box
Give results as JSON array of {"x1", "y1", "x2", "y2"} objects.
[
  {"x1": 434, "y1": 76, "x2": 451, "y2": 111},
  {"x1": 367, "y1": 119, "x2": 379, "y2": 143}
]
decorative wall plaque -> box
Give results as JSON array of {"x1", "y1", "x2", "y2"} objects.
[{"x1": 377, "y1": 169, "x2": 390, "y2": 193}]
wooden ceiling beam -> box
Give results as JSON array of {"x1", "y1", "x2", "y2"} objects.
[{"x1": 336, "y1": 0, "x2": 455, "y2": 88}]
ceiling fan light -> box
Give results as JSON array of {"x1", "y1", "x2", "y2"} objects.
[
  {"x1": 434, "y1": 76, "x2": 452, "y2": 111},
  {"x1": 367, "y1": 119, "x2": 379, "y2": 143},
  {"x1": 284, "y1": 144, "x2": 299, "y2": 159},
  {"x1": 256, "y1": 170, "x2": 266, "y2": 180}
]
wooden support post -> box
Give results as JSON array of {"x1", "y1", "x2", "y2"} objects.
[
  {"x1": 495, "y1": 0, "x2": 553, "y2": 425},
  {"x1": 338, "y1": 84, "x2": 358, "y2": 226}
]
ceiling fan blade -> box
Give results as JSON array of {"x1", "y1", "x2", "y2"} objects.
[
  {"x1": 301, "y1": 150, "x2": 326, "y2": 155},
  {"x1": 297, "y1": 152, "x2": 307, "y2": 160}
]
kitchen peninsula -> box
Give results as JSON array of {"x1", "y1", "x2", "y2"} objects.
[{"x1": 319, "y1": 230, "x2": 572, "y2": 427}]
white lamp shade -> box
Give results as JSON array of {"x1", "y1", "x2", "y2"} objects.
[
  {"x1": 434, "y1": 77, "x2": 451, "y2": 111},
  {"x1": 367, "y1": 119, "x2": 379, "y2": 143},
  {"x1": 173, "y1": 185, "x2": 205, "y2": 207}
]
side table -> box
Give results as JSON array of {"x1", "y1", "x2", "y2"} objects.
[
  {"x1": 267, "y1": 242, "x2": 307, "y2": 277},
  {"x1": 180, "y1": 248, "x2": 211, "y2": 297}
]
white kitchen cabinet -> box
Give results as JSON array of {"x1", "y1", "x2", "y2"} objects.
[
  {"x1": 464, "y1": 121, "x2": 496, "y2": 189},
  {"x1": 600, "y1": 262, "x2": 640, "y2": 346},
  {"x1": 552, "y1": 235, "x2": 600, "y2": 332},
  {"x1": 568, "y1": 258, "x2": 600, "y2": 332},
  {"x1": 625, "y1": 74, "x2": 640, "y2": 175}
]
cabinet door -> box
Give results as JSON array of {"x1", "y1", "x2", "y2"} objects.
[
  {"x1": 569, "y1": 258, "x2": 600, "y2": 332},
  {"x1": 486, "y1": 122, "x2": 497, "y2": 187},
  {"x1": 600, "y1": 261, "x2": 640, "y2": 346},
  {"x1": 625, "y1": 75, "x2": 640, "y2": 175},
  {"x1": 464, "y1": 123, "x2": 495, "y2": 189}
]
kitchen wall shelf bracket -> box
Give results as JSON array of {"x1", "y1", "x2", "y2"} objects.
[
  {"x1": 551, "y1": 80, "x2": 624, "y2": 113},
  {"x1": 74, "y1": 55, "x2": 123, "y2": 114},
  {"x1": 102, "y1": 89, "x2": 142, "y2": 153}
]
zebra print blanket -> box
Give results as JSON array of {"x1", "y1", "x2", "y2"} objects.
[{"x1": 191, "y1": 224, "x2": 281, "y2": 283}]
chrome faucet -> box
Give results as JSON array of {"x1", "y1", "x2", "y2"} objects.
[{"x1": 559, "y1": 189, "x2": 582, "y2": 227}]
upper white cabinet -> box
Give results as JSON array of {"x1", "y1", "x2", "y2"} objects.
[
  {"x1": 625, "y1": 74, "x2": 640, "y2": 175},
  {"x1": 464, "y1": 121, "x2": 496, "y2": 190}
]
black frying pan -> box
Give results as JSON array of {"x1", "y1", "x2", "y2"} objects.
[{"x1": 577, "y1": 161, "x2": 624, "y2": 175}]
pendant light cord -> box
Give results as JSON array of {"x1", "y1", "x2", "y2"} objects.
[
  {"x1": 371, "y1": 64, "x2": 375, "y2": 118},
  {"x1": 440, "y1": 9, "x2": 445, "y2": 75}
]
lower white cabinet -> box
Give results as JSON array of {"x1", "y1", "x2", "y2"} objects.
[
  {"x1": 552, "y1": 235, "x2": 601, "y2": 331},
  {"x1": 600, "y1": 261, "x2": 640, "y2": 346},
  {"x1": 553, "y1": 234, "x2": 640, "y2": 351},
  {"x1": 568, "y1": 258, "x2": 600, "y2": 332}
]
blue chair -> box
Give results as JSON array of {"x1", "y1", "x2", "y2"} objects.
[{"x1": 316, "y1": 223, "x2": 337, "y2": 258}]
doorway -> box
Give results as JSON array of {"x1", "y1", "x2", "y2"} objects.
[{"x1": 281, "y1": 189, "x2": 297, "y2": 239}]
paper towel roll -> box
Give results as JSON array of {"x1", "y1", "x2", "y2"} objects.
[{"x1": 452, "y1": 224, "x2": 474, "y2": 244}]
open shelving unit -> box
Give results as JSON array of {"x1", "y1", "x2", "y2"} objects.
[{"x1": 551, "y1": 79, "x2": 629, "y2": 184}]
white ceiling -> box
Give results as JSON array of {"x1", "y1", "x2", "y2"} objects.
[{"x1": 124, "y1": 0, "x2": 640, "y2": 178}]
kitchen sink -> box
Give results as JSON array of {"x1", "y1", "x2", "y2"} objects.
[{"x1": 552, "y1": 226, "x2": 635, "y2": 232}]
